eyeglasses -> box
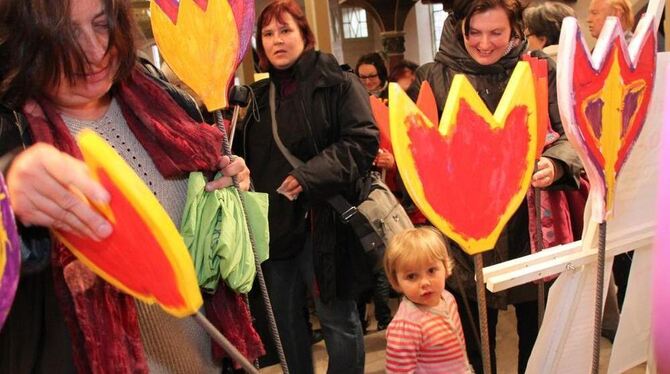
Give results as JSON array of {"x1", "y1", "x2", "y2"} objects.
[{"x1": 359, "y1": 74, "x2": 379, "y2": 80}]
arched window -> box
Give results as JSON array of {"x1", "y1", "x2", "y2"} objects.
[{"x1": 342, "y1": 7, "x2": 369, "y2": 39}]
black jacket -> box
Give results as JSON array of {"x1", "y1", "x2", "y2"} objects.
[
  {"x1": 408, "y1": 18, "x2": 583, "y2": 308},
  {"x1": 238, "y1": 50, "x2": 379, "y2": 302}
]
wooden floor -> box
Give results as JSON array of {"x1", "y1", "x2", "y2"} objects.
[{"x1": 260, "y1": 303, "x2": 647, "y2": 374}]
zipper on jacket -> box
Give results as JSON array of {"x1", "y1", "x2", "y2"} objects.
[{"x1": 300, "y1": 100, "x2": 321, "y2": 155}]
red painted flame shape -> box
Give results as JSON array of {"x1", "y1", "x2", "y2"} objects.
[
  {"x1": 389, "y1": 62, "x2": 538, "y2": 254},
  {"x1": 570, "y1": 22, "x2": 656, "y2": 214}
]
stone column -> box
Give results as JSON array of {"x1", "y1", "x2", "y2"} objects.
[
  {"x1": 380, "y1": 30, "x2": 406, "y2": 69},
  {"x1": 304, "y1": 0, "x2": 344, "y2": 62}
]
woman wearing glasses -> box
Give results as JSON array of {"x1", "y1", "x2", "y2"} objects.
[{"x1": 355, "y1": 52, "x2": 389, "y2": 101}]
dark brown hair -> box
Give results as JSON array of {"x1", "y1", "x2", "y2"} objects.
[
  {"x1": 524, "y1": 2, "x2": 575, "y2": 46},
  {"x1": 0, "y1": 0, "x2": 137, "y2": 108},
  {"x1": 256, "y1": 0, "x2": 316, "y2": 72},
  {"x1": 355, "y1": 52, "x2": 388, "y2": 84},
  {"x1": 389, "y1": 59, "x2": 418, "y2": 83},
  {"x1": 450, "y1": 0, "x2": 525, "y2": 40}
]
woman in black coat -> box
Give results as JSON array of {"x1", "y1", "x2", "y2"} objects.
[{"x1": 237, "y1": 1, "x2": 379, "y2": 373}]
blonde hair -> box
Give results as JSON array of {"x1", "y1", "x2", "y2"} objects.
[
  {"x1": 608, "y1": 0, "x2": 634, "y2": 32},
  {"x1": 384, "y1": 227, "x2": 454, "y2": 291}
]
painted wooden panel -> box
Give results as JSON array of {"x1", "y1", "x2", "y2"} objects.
[
  {"x1": 54, "y1": 130, "x2": 203, "y2": 318},
  {"x1": 521, "y1": 55, "x2": 549, "y2": 157},
  {"x1": 369, "y1": 96, "x2": 391, "y2": 152},
  {"x1": 389, "y1": 62, "x2": 538, "y2": 255},
  {"x1": 557, "y1": 15, "x2": 656, "y2": 222},
  {"x1": 151, "y1": 0, "x2": 254, "y2": 111}
]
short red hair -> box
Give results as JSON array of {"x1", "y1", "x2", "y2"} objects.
[{"x1": 256, "y1": 0, "x2": 316, "y2": 72}]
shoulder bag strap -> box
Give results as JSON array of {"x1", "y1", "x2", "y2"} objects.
[{"x1": 268, "y1": 83, "x2": 382, "y2": 250}]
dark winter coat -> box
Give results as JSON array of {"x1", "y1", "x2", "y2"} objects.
[
  {"x1": 408, "y1": 18, "x2": 583, "y2": 308},
  {"x1": 238, "y1": 49, "x2": 380, "y2": 302}
]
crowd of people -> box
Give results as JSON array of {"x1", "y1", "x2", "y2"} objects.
[{"x1": 2, "y1": 0, "x2": 646, "y2": 373}]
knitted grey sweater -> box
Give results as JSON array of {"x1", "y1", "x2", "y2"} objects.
[{"x1": 63, "y1": 99, "x2": 220, "y2": 374}]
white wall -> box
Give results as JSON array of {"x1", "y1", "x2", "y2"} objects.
[
  {"x1": 403, "y1": 2, "x2": 437, "y2": 65},
  {"x1": 341, "y1": 12, "x2": 383, "y2": 68}
]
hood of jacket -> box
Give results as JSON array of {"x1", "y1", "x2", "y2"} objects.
[{"x1": 434, "y1": 15, "x2": 527, "y2": 75}]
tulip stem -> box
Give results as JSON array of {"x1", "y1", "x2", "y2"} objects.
[
  {"x1": 193, "y1": 311, "x2": 258, "y2": 373},
  {"x1": 475, "y1": 254, "x2": 492, "y2": 374}
]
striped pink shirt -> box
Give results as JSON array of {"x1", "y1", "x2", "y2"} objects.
[{"x1": 385, "y1": 290, "x2": 471, "y2": 373}]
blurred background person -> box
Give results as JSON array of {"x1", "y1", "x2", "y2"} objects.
[
  {"x1": 524, "y1": 1, "x2": 576, "y2": 60},
  {"x1": 355, "y1": 52, "x2": 389, "y2": 101},
  {"x1": 388, "y1": 59, "x2": 418, "y2": 92},
  {"x1": 588, "y1": 0, "x2": 634, "y2": 40}
]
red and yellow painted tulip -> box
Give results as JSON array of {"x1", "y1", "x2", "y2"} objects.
[
  {"x1": 389, "y1": 62, "x2": 539, "y2": 254},
  {"x1": 522, "y1": 55, "x2": 549, "y2": 157},
  {"x1": 557, "y1": 16, "x2": 656, "y2": 221},
  {"x1": 370, "y1": 96, "x2": 392, "y2": 152},
  {"x1": 151, "y1": 0, "x2": 254, "y2": 111},
  {"x1": 54, "y1": 130, "x2": 203, "y2": 318},
  {"x1": 0, "y1": 174, "x2": 20, "y2": 329}
]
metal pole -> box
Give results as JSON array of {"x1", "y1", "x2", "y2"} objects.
[
  {"x1": 534, "y1": 188, "x2": 546, "y2": 329},
  {"x1": 591, "y1": 221, "x2": 607, "y2": 374},
  {"x1": 216, "y1": 110, "x2": 290, "y2": 374},
  {"x1": 475, "y1": 253, "x2": 492, "y2": 374},
  {"x1": 193, "y1": 311, "x2": 259, "y2": 373}
]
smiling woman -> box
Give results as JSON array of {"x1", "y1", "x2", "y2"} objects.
[{"x1": 408, "y1": 0, "x2": 583, "y2": 373}]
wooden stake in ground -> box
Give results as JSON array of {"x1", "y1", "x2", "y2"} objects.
[
  {"x1": 591, "y1": 222, "x2": 607, "y2": 374},
  {"x1": 475, "y1": 254, "x2": 492, "y2": 374}
]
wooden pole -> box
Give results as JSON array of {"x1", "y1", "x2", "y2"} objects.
[
  {"x1": 193, "y1": 312, "x2": 259, "y2": 373},
  {"x1": 475, "y1": 254, "x2": 492, "y2": 374},
  {"x1": 591, "y1": 221, "x2": 607, "y2": 374},
  {"x1": 534, "y1": 188, "x2": 546, "y2": 329}
]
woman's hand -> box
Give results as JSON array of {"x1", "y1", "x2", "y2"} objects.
[
  {"x1": 276, "y1": 175, "x2": 303, "y2": 201},
  {"x1": 373, "y1": 148, "x2": 395, "y2": 170},
  {"x1": 531, "y1": 157, "x2": 563, "y2": 188},
  {"x1": 7, "y1": 143, "x2": 112, "y2": 240},
  {"x1": 205, "y1": 155, "x2": 251, "y2": 192}
]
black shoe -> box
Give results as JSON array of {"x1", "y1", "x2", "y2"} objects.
[{"x1": 311, "y1": 329, "x2": 324, "y2": 345}]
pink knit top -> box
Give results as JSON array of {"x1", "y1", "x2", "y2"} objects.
[{"x1": 385, "y1": 290, "x2": 471, "y2": 373}]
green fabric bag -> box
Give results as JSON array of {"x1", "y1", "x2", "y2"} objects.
[{"x1": 181, "y1": 172, "x2": 269, "y2": 294}]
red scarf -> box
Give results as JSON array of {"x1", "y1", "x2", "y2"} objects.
[{"x1": 23, "y1": 67, "x2": 261, "y2": 372}]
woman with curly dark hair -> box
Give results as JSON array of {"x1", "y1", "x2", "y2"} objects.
[{"x1": 524, "y1": 2, "x2": 576, "y2": 59}]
